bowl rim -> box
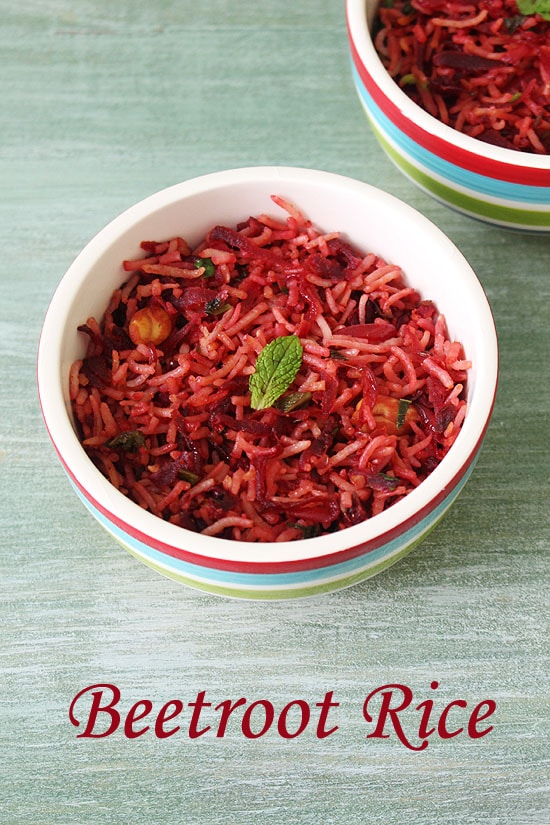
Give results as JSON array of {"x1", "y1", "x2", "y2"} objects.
[
  {"x1": 37, "y1": 166, "x2": 499, "y2": 567},
  {"x1": 346, "y1": 0, "x2": 550, "y2": 172}
]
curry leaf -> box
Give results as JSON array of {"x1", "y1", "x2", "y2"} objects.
[
  {"x1": 396, "y1": 398, "x2": 411, "y2": 430},
  {"x1": 177, "y1": 469, "x2": 200, "y2": 485},
  {"x1": 205, "y1": 297, "x2": 231, "y2": 316},
  {"x1": 249, "y1": 335, "x2": 303, "y2": 410},
  {"x1": 273, "y1": 391, "x2": 312, "y2": 412},
  {"x1": 108, "y1": 431, "x2": 146, "y2": 452}
]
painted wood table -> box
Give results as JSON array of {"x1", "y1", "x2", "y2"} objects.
[{"x1": 1, "y1": 1, "x2": 548, "y2": 823}]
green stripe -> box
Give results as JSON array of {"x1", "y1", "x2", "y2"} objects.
[
  {"x1": 369, "y1": 120, "x2": 550, "y2": 229},
  {"x1": 113, "y1": 523, "x2": 439, "y2": 600}
]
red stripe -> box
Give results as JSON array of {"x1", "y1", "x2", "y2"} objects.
[
  {"x1": 56, "y1": 436, "x2": 482, "y2": 576},
  {"x1": 347, "y1": 30, "x2": 550, "y2": 188}
]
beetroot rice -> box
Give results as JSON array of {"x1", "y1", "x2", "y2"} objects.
[
  {"x1": 70, "y1": 197, "x2": 471, "y2": 542},
  {"x1": 373, "y1": 0, "x2": 550, "y2": 154}
]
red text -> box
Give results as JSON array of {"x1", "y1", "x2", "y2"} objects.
[
  {"x1": 362, "y1": 681, "x2": 496, "y2": 751},
  {"x1": 68, "y1": 684, "x2": 339, "y2": 740}
]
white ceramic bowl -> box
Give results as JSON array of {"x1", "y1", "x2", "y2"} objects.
[
  {"x1": 38, "y1": 167, "x2": 498, "y2": 599},
  {"x1": 346, "y1": 0, "x2": 550, "y2": 231}
]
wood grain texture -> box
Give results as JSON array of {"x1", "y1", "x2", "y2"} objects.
[{"x1": 1, "y1": 1, "x2": 549, "y2": 823}]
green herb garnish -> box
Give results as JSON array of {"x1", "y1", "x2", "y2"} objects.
[
  {"x1": 504, "y1": 14, "x2": 525, "y2": 31},
  {"x1": 516, "y1": 0, "x2": 550, "y2": 19},
  {"x1": 273, "y1": 391, "x2": 312, "y2": 413},
  {"x1": 399, "y1": 74, "x2": 428, "y2": 90},
  {"x1": 205, "y1": 297, "x2": 231, "y2": 316},
  {"x1": 108, "y1": 431, "x2": 146, "y2": 452},
  {"x1": 396, "y1": 398, "x2": 411, "y2": 430},
  {"x1": 177, "y1": 469, "x2": 200, "y2": 485},
  {"x1": 378, "y1": 473, "x2": 399, "y2": 490},
  {"x1": 249, "y1": 335, "x2": 303, "y2": 411},
  {"x1": 194, "y1": 256, "x2": 216, "y2": 278},
  {"x1": 287, "y1": 522, "x2": 321, "y2": 539},
  {"x1": 329, "y1": 348, "x2": 348, "y2": 361}
]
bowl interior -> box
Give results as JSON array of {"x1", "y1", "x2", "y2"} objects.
[{"x1": 39, "y1": 167, "x2": 498, "y2": 564}]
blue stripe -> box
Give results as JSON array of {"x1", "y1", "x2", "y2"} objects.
[
  {"x1": 70, "y1": 465, "x2": 473, "y2": 588},
  {"x1": 351, "y1": 64, "x2": 550, "y2": 205}
]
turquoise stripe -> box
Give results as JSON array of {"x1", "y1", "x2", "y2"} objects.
[
  {"x1": 70, "y1": 463, "x2": 474, "y2": 589},
  {"x1": 351, "y1": 64, "x2": 550, "y2": 205},
  {"x1": 368, "y1": 120, "x2": 550, "y2": 228}
]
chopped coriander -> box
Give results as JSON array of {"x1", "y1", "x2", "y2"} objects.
[
  {"x1": 194, "y1": 256, "x2": 216, "y2": 278},
  {"x1": 400, "y1": 74, "x2": 428, "y2": 90},
  {"x1": 378, "y1": 473, "x2": 399, "y2": 490},
  {"x1": 287, "y1": 522, "x2": 321, "y2": 539}
]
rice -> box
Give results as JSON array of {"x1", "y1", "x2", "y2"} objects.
[{"x1": 70, "y1": 196, "x2": 470, "y2": 542}]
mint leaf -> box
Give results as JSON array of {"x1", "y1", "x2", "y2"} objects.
[
  {"x1": 516, "y1": 0, "x2": 550, "y2": 19},
  {"x1": 249, "y1": 335, "x2": 303, "y2": 410}
]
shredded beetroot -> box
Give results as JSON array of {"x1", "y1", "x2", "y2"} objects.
[
  {"x1": 373, "y1": 0, "x2": 550, "y2": 154},
  {"x1": 70, "y1": 197, "x2": 470, "y2": 542}
]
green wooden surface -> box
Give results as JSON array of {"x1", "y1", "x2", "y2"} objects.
[{"x1": 1, "y1": 1, "x2": 549, "y2": 823}]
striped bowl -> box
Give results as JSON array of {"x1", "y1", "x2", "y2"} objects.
[
  {"x1": 37, "y1": 167, "x2": 498, "y2": 600},
  {"x1": 346, "y1": 0, "x2": 550, "y2": 232}
]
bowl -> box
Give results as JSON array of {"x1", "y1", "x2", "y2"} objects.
[
  {"x1": 37, "y1": 166, "x2": 498, "y2": 600},
  {"x1": 346, "y1": 0, "x2": 550, "y2": 232}
]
